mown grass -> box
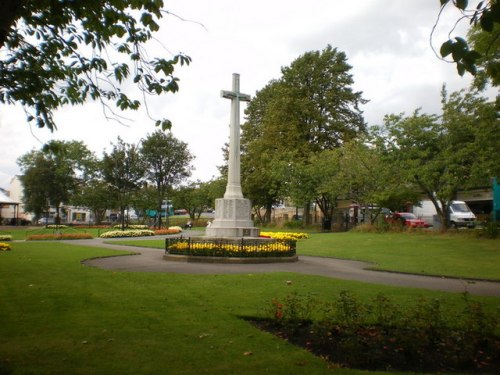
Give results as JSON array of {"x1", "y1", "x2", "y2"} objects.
[
  {"x1": 2, "y1": 241, "x2": 499, "y2": 374},
  {"x1": 112, "y1": 231, "x2": 500, "y2": 281},
  {"x1": 299, "y1": 232, "x2": 500, "y2": 281}
]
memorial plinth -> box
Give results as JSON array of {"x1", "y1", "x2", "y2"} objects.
[{"x1": 206, "y1": 197, "x2": 259, "y2": 237}]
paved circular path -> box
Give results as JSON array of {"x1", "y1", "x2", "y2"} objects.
[{"x1": 77, "y1": 234, "x2": 500, "y2": 297}]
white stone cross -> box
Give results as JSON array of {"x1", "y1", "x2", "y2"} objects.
[{"x1": 221, "y1": 73, "x2": 251, "y2": 199}]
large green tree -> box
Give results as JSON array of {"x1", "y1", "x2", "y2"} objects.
[
  {"x1": 17, "y1": 140, "x2": 95, "y2": 223},
  {"x1": 374, "y1": 87, "x2": 499, "y2": 229},
  {"x1": 0, "y1": 0, "x2": 190, "y2": 131},
  {"x1": 241, "y1": 45, "x2": 367, "y2": 224},
  {"x1": 72, "y1": 178, "x2": 116, "y2": 225},
  {"x1": 101, "y1": 137, "x2": 145, "y2": 230},
  {"x1": 140, "y1": 130, "x2": 193, "y2": 228},
  {"x1": 337, "y1": 140, "x2": 419, "y2": 223}
]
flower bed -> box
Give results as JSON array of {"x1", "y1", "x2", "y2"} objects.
[
  {"x1": 0, "y1": 235, "x2": 13, "y2": 241},
  {"x1": 166, "y1": 237, "x2": 296, "y2": 258},
  {"x1": 154, "y1": 227, "x2": 183, "y2": 235},
  {"x1": 260, "y1": 231, "x2": 309, "y2": 241},
  {"x1": 112, "y1": 224, "x2": 149, "y2": 230},
  {"x1": 100, "y1": 229, "x2": 155, "y2": 238},
  {"x1": 45, "y1": 225, "x2": 68, "y2": 229},
  {"x1": 26, "y1": 233, "x2": 93, "y2": 241},
  {"x1": 0, "y1": 242, "x2": 11, "y2": 251}
]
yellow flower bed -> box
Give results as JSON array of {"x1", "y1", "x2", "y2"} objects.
[
  {"x1": 169, "y1": 241, "x2": 291, "y2": 253},
  {"x1": 167, "y1": 237, "x2": 296, "y2": 258},
  {"x1": 0, "y1": 242, "x2": 12, "y2": 251},
  {"x1": 0, "y1": 235, "x2": 12, "y2": 241},
  {"x1": 260, "y1": 231, "x2": 309, "y2": 240}
]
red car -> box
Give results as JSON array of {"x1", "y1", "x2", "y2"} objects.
[{"x1": 387, "y1": 212, "x2": 430, "y2": 228}]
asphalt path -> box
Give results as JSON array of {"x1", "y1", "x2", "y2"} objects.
[{"x1": 76, "y1": 233, "x2": 500, "y2": 297}]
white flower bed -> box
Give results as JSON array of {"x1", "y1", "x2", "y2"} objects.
[{"x1": 100, "y1": 229, "x2": 155, "y2": 238}]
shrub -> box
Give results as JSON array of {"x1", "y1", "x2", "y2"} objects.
[
  {"x1": 0, "y1": 235, "x2": 13, "y2": 241},
  {"x1": 256, "y1": 291, "x2": 500, "y2": 373},
  {"x1": 283, "y1": 220, "x2": 305, "y2": 229},
  {"x1": 26, "y1": 233, "x2": 94, "y2": 241},
  {"x1": 477, "y1": 221, "x2": 499, "y2": 239},
  {"x1": 0, "y1": 242, "x2": 12, "y2": 251}
]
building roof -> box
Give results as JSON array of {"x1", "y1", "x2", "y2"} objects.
[{"x1": 0, "y1": 189, "x2": 18, "y2": 204}]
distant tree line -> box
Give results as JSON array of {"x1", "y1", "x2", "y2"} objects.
[
  {"x1": 238, "y1": 45, "x2": 499, "y2": 230},
  {"x1": 16, "y1": 130, "x2": 223, "y2": 229}
]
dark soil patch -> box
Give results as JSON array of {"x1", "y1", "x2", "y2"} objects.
[{"x1": 248, "y1": 319, "x2": 500, "y2": 373}]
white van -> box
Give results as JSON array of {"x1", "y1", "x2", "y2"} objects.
[{"x1": 413, "y1": 200, "x2": 476, "y2": 228}]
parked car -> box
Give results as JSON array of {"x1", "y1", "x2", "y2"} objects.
[
  {"x1": 38, "y1": 217, "x2": 55, "y2": 225},
  {"x1": 386, "y1": 212, "x2": 430, "y2": 228}
]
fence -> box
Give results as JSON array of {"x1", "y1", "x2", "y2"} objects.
[{"x1": 165, "y1": 236, "x2": 296, "y2": 258}]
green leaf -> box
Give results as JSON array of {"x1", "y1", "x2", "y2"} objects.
[
  {"x1": 156, "y1": 119, "x2": 172, "y2": 131},
  {"x1": 454, "y1": 37, "x2": 468, "y2": 50},
  {"x1": 457, "y1": 62, "x2": 466, "y2": 76},
  {"x1": 480, "y1": 11, "x2": 494, "y2": 32},
  {"x1": 440, "y1": 40, "x2": 454, "y2": 58},
  {"x1": 456, "y1": 0, "x2": 468, "y2": 10}
]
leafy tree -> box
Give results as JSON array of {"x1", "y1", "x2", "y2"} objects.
[
  {"x1": 17, "y1": 154, "x2": 53, "y2": 220},
  {"x1": 278, "y1": 45, "x2": 367, "y2": 153},
  {"x1": 130, "y1": 184, "x2": 158, "y2": 225},
  {"x1": 203, "y1": 177, "x2": 226, "y2": 209},
  {"x1": 241, "y1": 45, "x2": 367, "y2": 224},
  {"x1": 101, "y1": 137, "x2": 145, "y2": 230},
  {"x1": 0, "y1": 0, "x2": 190, "y2": 131},
  {"x1": 17, "y1": 140, "x2": 95, "y2": 223},
  {"x1": 435, "y1": 0, "x2": 499, "y2": 77},
  {"x1": 171, "y1": 181, "x2": 213, "y2": 221},
  {"x1": 287, "y1": 150, "x2": 346, "y2": 228},
  {"x1": 468, "y1": 22, "x2": 500, "y2": 88},
  {"x1": 140, "y1": 130, "x2": 193, "y2": 228},
  {"x1": 374, "y1": 87, "x2": 498, "y2": 229},
  {"x1": 338, "y1": 140, "x2": 419, "y2": 223},
  {"x1": 241, "y1": 81, "x2": 286, "y2": 223},
  {"x1": 73, "y1": 178, "x2": 116, "y2": 225}
]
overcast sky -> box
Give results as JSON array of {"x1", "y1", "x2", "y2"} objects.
[{"x1": 0, "y1": 0, "x2": 492, "y2": 189}]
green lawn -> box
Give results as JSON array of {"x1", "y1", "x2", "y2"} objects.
[
  {"x1": 2, "y1": 241, "x2": 498, "y2": 374},
  {"x1": 299, "y1": 232, "x2": 500, "y2": 281},
  {"x1": 112, "y1": 231, "x2": 500, "y2": 281}
]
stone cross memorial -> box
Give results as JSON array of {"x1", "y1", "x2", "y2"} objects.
[{"x1": 205, "y1": 73, "x2": 260, "y2": 238}]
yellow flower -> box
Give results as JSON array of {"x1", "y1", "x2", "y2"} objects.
[{"x1": 0, "y1": 242, "x2": 12, "y2": 251}]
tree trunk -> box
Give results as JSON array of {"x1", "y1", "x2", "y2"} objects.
[{"x1": 304, "y1": 202, "x2": 311, "y2": 225}]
